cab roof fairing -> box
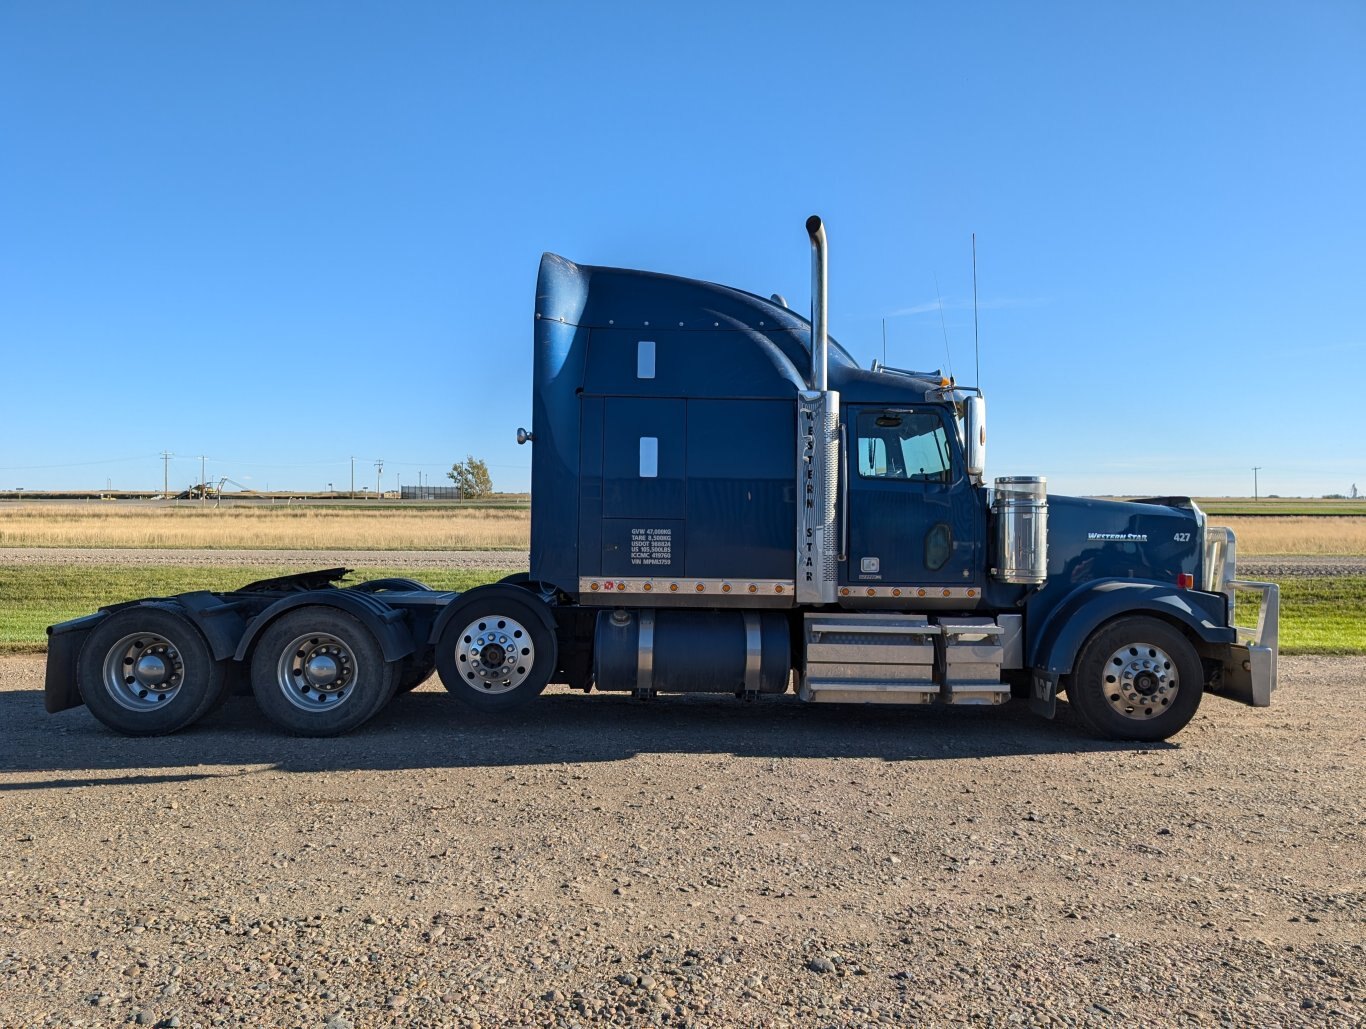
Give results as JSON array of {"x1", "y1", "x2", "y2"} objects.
[{"x1": 535, "y1": 253, "x2": 859, "y2": 390}]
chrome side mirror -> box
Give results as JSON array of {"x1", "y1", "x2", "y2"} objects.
[{"x1": 964, "y1": 397, "x2": 986, "y2": 482}]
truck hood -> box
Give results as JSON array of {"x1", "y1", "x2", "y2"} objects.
[{"x1": 1044, "y1": 494, "x2": 1203, "y2": 590}]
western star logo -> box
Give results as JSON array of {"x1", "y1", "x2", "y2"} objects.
[{"x1": 1088, "y1": 532, "x2": 1149, "y2": 542}]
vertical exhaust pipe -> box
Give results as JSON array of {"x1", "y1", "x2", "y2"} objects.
[
  {"x1": 806, "y1": 215, "x2": 828, "y2": 391},
  {"x1": 796, "y1": 215, "x2": 839, "y2": 606}
]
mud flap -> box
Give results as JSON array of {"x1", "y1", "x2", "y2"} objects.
[{"x1": 1030, "y1": 671, "x2": 1059, "y2": 719}]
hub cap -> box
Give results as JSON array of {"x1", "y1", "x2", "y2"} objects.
[
  {"x1": 1103, "y1": 642, "x2": 1179, "y2": 720},
  {"x1": 102, "y1": 632, "x2": 184, "y2": 711},
  {"x1": 277, "y1": 632, "x2": 357, "y2": 712},
  {"x1": 456, "y1": 615, "x2": 534, "y2": 694}
]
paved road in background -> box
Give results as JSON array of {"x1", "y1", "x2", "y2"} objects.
[{"x1": 1, "y1": 548, "x2": 1360, "y2": 578}]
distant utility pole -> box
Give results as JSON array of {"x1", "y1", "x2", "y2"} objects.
[
  {"x1": 161, "y1": 451, "x2": 174, "y2": 499},
  {"x1": 375, "y1": 459, "x2": 384, "y2": 500},
  {"x1": 199, "y1": 455, "x2": 207, "y2": 505},
  {"x1": 1252, "y1": 466, "x2": 1262, "y2": 502},
  {"x1": 350, "y1": 456, "x2": 356, "y2": 500}
]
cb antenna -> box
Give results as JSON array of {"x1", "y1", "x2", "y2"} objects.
[
  {"x1": 933, "y1": 273, "x2": 954, "y2": 381},
  {"x1": 972, "y1": 232, "x2": 980, "y2": 387},
  {"x1": 881, "y1": 317, "x2": 887, "y2": 367}
]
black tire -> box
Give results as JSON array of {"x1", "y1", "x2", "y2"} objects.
[
  {"x1": 249, "y1": 607, "x2": 401, "y2": 736},
  {"x1": 434, "y1": 588, "x2": 557, "y2": 711},
  {"x1": 1067, "y1": 616, "x2": 1204, "y2": 741},
  {"x1": 397, "y1": 651, "x2": 437, "y2": 693},
  {"x1": 76, "y1": 604, "x2": 229, "y2": 736}
]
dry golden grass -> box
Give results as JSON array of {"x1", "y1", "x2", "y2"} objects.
[
  {"x1": 1217, "y1": 516, "x2": 1366, "y2": 556},
  {"x1": 0, "y1": 504, "x2": 529, "y2": 551},
  {"x1": 0, "y1": 505, "x2": 1359, "y2": 556}
]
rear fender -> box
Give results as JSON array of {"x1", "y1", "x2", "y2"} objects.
[
  {"x1": 233, "y1": 589, "x2": 417, "y2": 663},
  {"x1": 172, "y1": 591, "x2": 249, "y2": 662},
  {"x1": 45, "y1": 612, "x2": 107, "y2": 713},
  {"x1": 1028, "y1": 579, "x2": 1233, "y2": 678}
]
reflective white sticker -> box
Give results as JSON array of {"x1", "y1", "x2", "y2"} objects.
[
  {"x1": 637, "y1": 340, "x2": 656, "y2": 379},
  {"x1": 639, "y1": 437, "x2": 658, "y2": 478}
]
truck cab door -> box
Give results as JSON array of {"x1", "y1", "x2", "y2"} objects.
[{"x1": 843, "y1": 405, "x2": 984, "y2": 595}]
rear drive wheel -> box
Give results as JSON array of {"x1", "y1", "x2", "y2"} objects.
[
  {"x1": 250, "y1": 607, "x2": 400, "y2": 736},
  {"x1": 435, "y1": 589, "x2": 556, "y2": 711},
  {"x1": 1068, "y1": 616, "x2": 1203, "y2": 741},
  {"x1": 77, "y1": 604, "x2": 229, "y2": 736}
]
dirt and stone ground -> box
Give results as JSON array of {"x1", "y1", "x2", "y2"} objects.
[{"x1": 0, "y1": 655, "x2": 1362, "y2": 1028}]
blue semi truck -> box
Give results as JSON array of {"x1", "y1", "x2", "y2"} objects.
[{"x1": 44, "y1": 217, "x2": 1278, "y2": 742}]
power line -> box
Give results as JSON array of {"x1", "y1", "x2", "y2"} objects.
[{"x1": 160, "y1": 451, "x2": 174, "y2": 499}]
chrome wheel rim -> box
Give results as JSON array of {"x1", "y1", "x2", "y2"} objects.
[
  {"x1": 456, "y1": 615, "x2": 534, "y2": 694},
  {"x1": 102, "y1": 632, "x2": 184, "y2": 711},
  {"x1": 1103, "y1": 641, "x2": 1178, "y2": 720},
  {"x1": 277, "y1": 632, "x2": 358, "y2": 712}
]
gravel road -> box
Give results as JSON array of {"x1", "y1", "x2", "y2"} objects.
[
  {"x1": 0, "y1": 548, "x2": 529, "y2": 570},
  {"x1": 1, "y1": 548, "x2": 1361, "y2": 579},
  {"x1": 0, "y1": 656, "x2": 1361, "y2": 1027}
]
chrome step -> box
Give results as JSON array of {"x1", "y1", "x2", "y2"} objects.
[
  {"x1": 939, "y1": 619, "x2": 1009, "y2": 705},
  {"x1": 801, "y1": 613, "x2": 940, "y2": 704}
]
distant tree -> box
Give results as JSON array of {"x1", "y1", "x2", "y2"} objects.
[
  {"x1": 447, "y1": 456, "x2": 493, "y2": 499},
  {"x1": 1324, "y1": 493, "x2": 1347, "y2": 500}
]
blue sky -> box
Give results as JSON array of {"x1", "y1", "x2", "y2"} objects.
[{"x1": 2, "y1": 2, "x2": 1363, "y2": 497}]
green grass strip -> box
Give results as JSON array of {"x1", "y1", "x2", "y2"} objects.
[
  {"x1": 1, "y1": 566, "x2": 1362, "y2": 656},
  {"x1": 0, "y1": 564, "x2": 518, "y2": 654}
]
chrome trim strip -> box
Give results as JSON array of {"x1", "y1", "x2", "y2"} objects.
[
  {"x1": 636, "y1": 609, "x2": 655, "y2": 695},
  {"x1": 580, "y1": 577, "x2": 795, "y2": 598},
  {"x1": 838, "y1": 585, "x2": 985, "y2": 600},
  {"x1": 742, "y1": 611, "x2": 762, "y2": 694}
]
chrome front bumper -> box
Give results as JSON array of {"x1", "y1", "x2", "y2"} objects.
[{"x1": 1218, "y1": 579, "x2": 1280, "y2": 706}]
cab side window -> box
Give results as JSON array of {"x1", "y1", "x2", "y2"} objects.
[{"x1": 856, "y1": 410, "x2": 953, "y2": 483}]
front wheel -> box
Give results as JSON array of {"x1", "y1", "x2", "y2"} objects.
[
  {"x1": 1067, "y1": 616, "x2": 1203, "y2": 741},
  {"x1": 434, "y1": 589, "x2": 556, "y2": 711}
]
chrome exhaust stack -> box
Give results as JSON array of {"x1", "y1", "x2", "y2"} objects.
[
  {"x1": 796, "y1": 215, "x2": 839, "y2": 606},
  {"x1": 806, "y1": 215, "x2": 828, "y2": 391}
]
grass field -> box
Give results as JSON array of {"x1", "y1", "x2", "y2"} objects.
[
  {"x1": 0, "y1": 504, "x2": 530, "y2": 551},
  {"x1": 1197, "y1": 498, "x2": 1366, "y2": 517},
  {"x1": 0, "y1": 564, "x2": 519, "y2": 654},
  {"x1": 2, "y1": 563, "x2": 1361, "y2": 657},
  {"x1": 1217, "y1": 516, "x2": 1366, "y2": 556},
  {"x1": 1, "y1": 503, "x2": 1364, "y2": 555}
]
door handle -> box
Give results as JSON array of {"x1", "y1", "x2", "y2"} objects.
[{"x1": 838, "y1": 423, "x2": 848, "y2": 563}]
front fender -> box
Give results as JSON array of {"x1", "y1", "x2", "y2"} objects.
[
  {"x1": 233, "y1": 589, "x2": 417, "y2": 663},
  {"x1": 1028, "y1": 579, "x2": 1233, "y2": 677}
]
